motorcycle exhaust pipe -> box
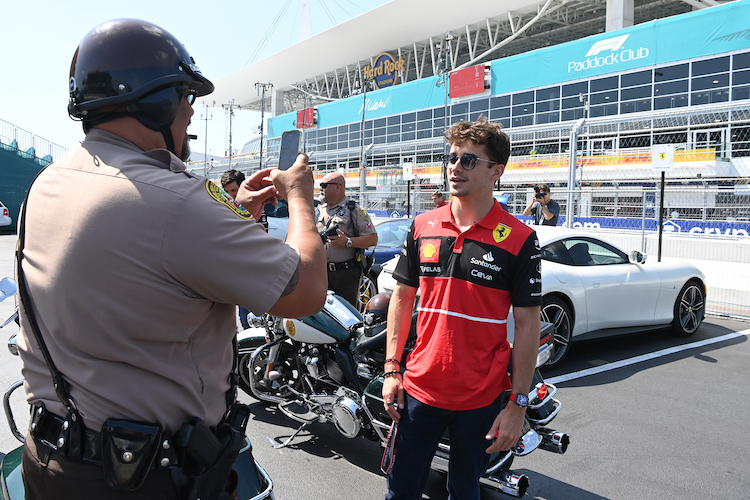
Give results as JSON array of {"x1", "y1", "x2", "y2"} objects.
[
  {"x1": 480, "y1": 469, "x2": 529, "y2": 498},
  {"x1": 537, "y1": 428, "x2": 570, "y2": 454}
]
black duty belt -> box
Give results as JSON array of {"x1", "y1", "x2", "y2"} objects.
[
  {"x1": 30, "y1": 405, "x2": 181, "y2": 469},
  {"x1": 327, "y1": 259, "x2": 358, "y2": 272}
]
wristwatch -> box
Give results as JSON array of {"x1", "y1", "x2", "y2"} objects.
[
  {"x1": 346, "y1": 237, "x2": 353, "y2": 248},
  {"x1": 508, "y1": 393, "x2": 529, "y2": 408}
]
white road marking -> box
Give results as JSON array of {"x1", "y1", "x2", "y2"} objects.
[{"x1": 546, "y1": 328, "x2": 750, "y2": 385}]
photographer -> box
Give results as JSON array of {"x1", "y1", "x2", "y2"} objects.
[{"x1": 523, "y1": 183, "x2": 560, "y2": 226}]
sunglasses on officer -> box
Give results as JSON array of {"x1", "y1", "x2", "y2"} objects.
[
  {"x1": 320, "y1": 182, "x2": 341, "y2": 189},
  {"x1": 443, "y1": 153, "x2": 498, "y2": 171},
  {"x1": 177, "y1": 86, "x2": 197, "y2": 105}
]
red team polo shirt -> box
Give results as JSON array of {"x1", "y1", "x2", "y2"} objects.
[{"x1": 393, "y1": 201, "x2": 541, "y2": 411}]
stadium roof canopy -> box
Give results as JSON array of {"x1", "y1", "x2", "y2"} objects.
[{"x1": 202, "y1": 0, "x2": 730, "y2": 117}]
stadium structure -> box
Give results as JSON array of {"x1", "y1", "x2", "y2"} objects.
[{"x1": 196, "y1": 0, "x2": 750, "y2": 231}]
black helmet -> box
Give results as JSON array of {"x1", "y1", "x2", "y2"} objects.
[
  {"x1": 68, "y1": 18, "x2": 214, "y2": 149},
  {"x1": 363, "y1": 292, "x2": 392, "y2": 336}
]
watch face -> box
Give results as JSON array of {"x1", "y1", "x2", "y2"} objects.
[{"x1": 512, "y1": 394, "x2": 529, "y2": 407}]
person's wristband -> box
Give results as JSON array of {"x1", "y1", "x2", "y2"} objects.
[
  {"x1": 384, "y1": 358, "x2": 401, "y2": 368},
  {"x1": 383, "y1": 371, "x2": 402, "y2": 379}
]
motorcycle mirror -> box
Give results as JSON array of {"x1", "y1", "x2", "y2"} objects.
[{"x1": 7, "y1": 333, "x2": 18, "y2": 356}]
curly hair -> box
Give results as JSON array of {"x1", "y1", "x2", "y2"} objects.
[
  {"x1": 444, "y1": 116, "x2": 510, "y2": 166},
  {"x1": 220, "y1": 169, "x2": 246, "y2": 188}
]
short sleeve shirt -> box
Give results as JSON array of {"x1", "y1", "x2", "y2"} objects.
[
  {"x1": 18, "y1": 129, "x2": 299, "y2": 432},
  {"x1": 393, "y1": 201, "x2": 541, "y2": 411},
  {"x1": 317, "y1": 196, "x2": 376, "y2": 263},
  {"x1": 532, "y1": 199, "x2": 560, "y2": 226}
]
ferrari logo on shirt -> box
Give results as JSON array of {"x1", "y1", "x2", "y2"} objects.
[
  {"x1": 493, "y1": 223, "x2": 512, "y2": 243},
  {"x1": 205, "y1": 180, "x2": 254, "y2": 220},
  {"x1": 420, "y1": 239, "x2": 440, "y2": 263}
]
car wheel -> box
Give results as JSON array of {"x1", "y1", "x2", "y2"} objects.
[
  {"x1": 671, "y1": 280, "x2": 705, "y2": 336},
  {"x1": 540, "y1": 296, "x2": 573, "y2": 369},
  {"x1": 358, "y1": 273, "x2": 378, "y2": 312}
]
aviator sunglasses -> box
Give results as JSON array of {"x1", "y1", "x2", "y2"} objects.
[
  {"x1": 320, "y1": 182, "x2": 341, "y2": 188},
  {"x1": 443, "y1": 153, "x2": 498, "y2": 171}
]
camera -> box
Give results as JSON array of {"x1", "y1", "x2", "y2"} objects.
[
  {"x1": 535, "y1": 193, "x2": 544, "y2": 200},
  {"x1": 319, "y1": 223, "x2": 339, "y2": 243}
]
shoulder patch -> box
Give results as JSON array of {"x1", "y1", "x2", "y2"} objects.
[
  {"x1": 205, "y1": 180, "x2": 254, "y2": 220},
  {"x1": 493, "y1": 223, "x2": 512, "y2": 243},
  {"x1": 360, "y1": 208, "x2": 371, "y2": 223}
]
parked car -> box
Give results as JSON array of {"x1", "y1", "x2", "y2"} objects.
[
  {"x1": 357, "y1": 217, "x2": 413, "y2": 309},
  {"x1": 0, "y1": 201, "x2": 11, "y2": 227},
  {"x1": 377, "y1": 226, "x2": 706, "y2": 368}
]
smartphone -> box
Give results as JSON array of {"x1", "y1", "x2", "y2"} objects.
[{"x1": 278, "y1": 129, "x2": 301, "y2": 171}]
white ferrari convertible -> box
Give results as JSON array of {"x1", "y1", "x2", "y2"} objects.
[{"x1": 376, "y1": 226, "x2": 706, "y2": 368}]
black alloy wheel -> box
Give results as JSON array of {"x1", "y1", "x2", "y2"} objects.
[
  {"x1": 540, "y1": 296, "x2": 573, "y2": 369},
  {"x1": 671, "y1": 279, "x2": 705, "y2": 336}
]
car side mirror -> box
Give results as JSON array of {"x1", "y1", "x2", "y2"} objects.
[{"x1": 629, "y1": 250, "x2": 646, "y2": 264}]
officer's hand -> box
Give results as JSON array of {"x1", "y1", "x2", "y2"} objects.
[
  {"x1": 382, "y1": 375, "x2": 404, "y2": 422},
  {"x1": 235, "y1": 167, "x2": 279, "y2": 220},
  {"x1": 328, "y1": 228, "x2": 348, "y2": 248},
  {"x1": 269, "y1": 154, "x2": 313, "y2": 203}
]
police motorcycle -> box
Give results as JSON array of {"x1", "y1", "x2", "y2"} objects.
[
  {"x1": 0, "y1": 277, "x2": 275, "y2": 500},
  {"x1": 240, "y1": 291, "x2": 570, "y2": 498}
]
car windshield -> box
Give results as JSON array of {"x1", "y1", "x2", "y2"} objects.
[{"x1": 375, "y1": 219, "x2": 412, "y2": 249}]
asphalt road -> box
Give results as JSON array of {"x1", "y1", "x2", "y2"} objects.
[{"x1": 1, "y1": 233, "x2": 749, "y2": 499}]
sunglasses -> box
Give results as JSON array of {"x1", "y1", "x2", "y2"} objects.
[
  {"x1": 443, "y1": 153, "x2": 498, "y2": 171},
  {"x1": 177, "y1": 86, "x2": 197, "y2": 106},
  {"x1": 320, "y1": 182, "x2": 340, "y2": 188}
]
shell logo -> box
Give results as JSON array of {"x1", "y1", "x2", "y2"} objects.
[
  {"x1": 420, "y1": 239, "x2": 440, "y2": 263},
  {"x1": 286, "y1": 319, "x2": 296, "y2": 337}
]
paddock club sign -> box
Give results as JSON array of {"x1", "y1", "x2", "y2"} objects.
[{"x1": 364, "y1": 52, "x2": 406, "y2": 89}]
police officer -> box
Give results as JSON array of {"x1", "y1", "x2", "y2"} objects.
[
  {"x1": 317, "y1": 172, "x2": 378, "y2": 307},
  {"x1": 17, "y1": 19, "x2": 326, "y2": 499}
]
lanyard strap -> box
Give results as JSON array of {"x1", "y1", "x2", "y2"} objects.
[{"x1": 16, "y1": 170, "x2": 82, "y2": 418}]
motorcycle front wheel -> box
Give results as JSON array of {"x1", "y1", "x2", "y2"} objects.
[{"x1": 239, "y1": 342, "x2": 302, "y2": 401}]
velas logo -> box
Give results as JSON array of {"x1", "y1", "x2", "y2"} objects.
[
  {"x1": 364, "y1": 52, "x2": 406, "y2": 89},
  {"x1": 420, "y1": 239, "x2": 440, "y2": 263},
  {"x1": 568, "y1": 34, "x2": 650, "y2": 73}
]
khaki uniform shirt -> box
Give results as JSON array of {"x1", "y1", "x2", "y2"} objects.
[
  {"x1": 316, "y1": 196, "x2": 376, "y2": 263},
  {"x1": 18, "y1": 129, "x2": 299, "y2": 432}
]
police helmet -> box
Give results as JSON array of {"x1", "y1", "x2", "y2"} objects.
[
  {"x1": 68, "y1": 19, "x2": 214, "y2": 140},
  {"x1": 363, "y1": 292, "x2": 392, "y2": 337}
]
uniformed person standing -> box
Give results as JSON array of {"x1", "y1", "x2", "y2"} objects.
[
  {"x1": 16, "y1": 19, "x2": 326, "y2": 500},
  {"x1": 317, "y1": 172, "x2": 378, "y2": 307}
]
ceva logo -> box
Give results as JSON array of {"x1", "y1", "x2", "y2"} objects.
[{"x1": 568, "y1": 34, "x2": 650, "y2": 73}]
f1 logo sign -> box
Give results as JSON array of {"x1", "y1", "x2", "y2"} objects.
[{"x1": 585, "y1": 35, "x2": 629, "y2": 57}]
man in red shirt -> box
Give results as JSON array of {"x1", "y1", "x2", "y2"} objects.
[
  {"x1": 431, "y1": 190, "x2": 448, "y2": 208},
  {"x1": 382, "y1": 117, "x2": 541, "y2": 499}
]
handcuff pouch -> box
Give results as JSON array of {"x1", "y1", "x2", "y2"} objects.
[{"x1": 101, "y1": 419, "x2": 162, "y2": 491}]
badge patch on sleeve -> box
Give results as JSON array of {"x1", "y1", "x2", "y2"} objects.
[
  {"x1": 205, "y1": 180, "x2": 254, "y2": 220},
  {"x1": 493, "y1": 223, "x2": 512, "y2": 243}
]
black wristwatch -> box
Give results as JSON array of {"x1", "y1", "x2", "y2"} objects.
[{"x1": 508, "y1": 393, "x2": 529, "y2": 408}]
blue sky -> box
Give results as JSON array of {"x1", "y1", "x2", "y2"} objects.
[{"x1": 1, "y1": 0, "x2": 389, "y2": 159}]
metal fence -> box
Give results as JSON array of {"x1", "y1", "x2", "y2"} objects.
[
  {"x1": 189, "y1": 102, "x2": 750, "y2": 320},
  {"x1": 0, "y1": 118, "x2": 68, "y2": 166}
]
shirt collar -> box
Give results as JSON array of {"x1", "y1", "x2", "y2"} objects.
[
  {"x1": 435, "y1": 199, "x2": 504, "y2": 230},
  {"x1": 84, "y1": 128, "x2": 186, "y2": 173}
]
